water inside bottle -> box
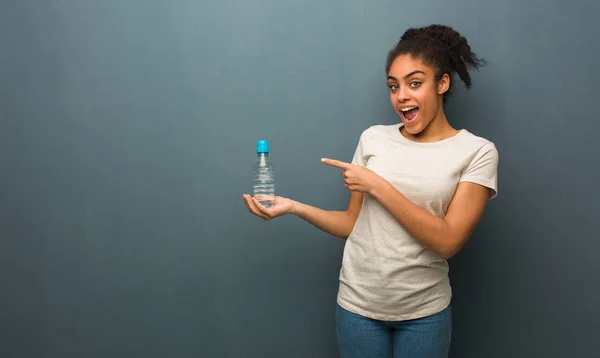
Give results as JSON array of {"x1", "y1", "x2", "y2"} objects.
[{"x1": 253, "y1": 166, "x2": 275, "y2": 208}]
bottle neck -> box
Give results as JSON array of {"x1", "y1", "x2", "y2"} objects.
[{"x1": 257, "y1": 152, "x2": 269, "y2": 165}]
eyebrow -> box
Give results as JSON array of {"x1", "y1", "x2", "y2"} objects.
[{"x1": 387, "y1": 70, "x2": 426, "y2": 81}]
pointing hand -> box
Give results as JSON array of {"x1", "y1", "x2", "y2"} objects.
[{"x1": 321, "y1": 158, "x2": 385, "y2": 194}]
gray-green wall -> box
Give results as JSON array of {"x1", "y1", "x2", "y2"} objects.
[{"x1": 1, "y1": 0, "x2": 598, "y2": 357}]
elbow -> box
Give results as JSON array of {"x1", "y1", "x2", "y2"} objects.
[
  {"x1": 338, "y1": 227, "x2": 353, "y2": 240},
  {"x1": 340, "y1": 212, "x2": 358, "y2": 240},
  {"x1": 334, "y1": 229, "x2": 350, "y2": 240},
  {"x1": 438, "y1": 249, "x2": 457, "y2": 260},
  {"x1": 435, "y1": 237, "x2": 465, "y2": 260},
  {"x1": 433, "y1": 224, "x2": 468, "y2": 260}
]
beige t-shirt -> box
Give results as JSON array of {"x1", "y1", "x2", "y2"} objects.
[{"x1": 337, "y1": 123, "x2": 499, "y2": 321}]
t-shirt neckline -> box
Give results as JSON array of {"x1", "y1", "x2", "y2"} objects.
[{"x1": 394, "y1": 123, "x2": 467, "y2": 146}]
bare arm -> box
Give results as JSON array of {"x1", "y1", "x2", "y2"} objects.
[
  {"x1": 321, "y1": 157, "x2": 493, "y2": 259},
  {"x1": 242, "y1": 191, "x2": 363, "y2": 239},
  {"x1": 290, "y1": 191, "x2": 363, "y2": 239},
  {"x1": 371, "y1": 181, "x2": 490, "y2": 259}
]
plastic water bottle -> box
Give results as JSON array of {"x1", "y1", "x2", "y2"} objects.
[{"x1": 253, "y1": 140, "x2": 275, "y2": 208}]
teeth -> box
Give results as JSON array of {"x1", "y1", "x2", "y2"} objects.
[{"x1": 400, "y1": 107, "x2": 417, "y2": 112}]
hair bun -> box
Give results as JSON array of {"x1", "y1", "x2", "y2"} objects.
[{"x1": 422, "y1": 25, "x2": 465, "y2": 50}]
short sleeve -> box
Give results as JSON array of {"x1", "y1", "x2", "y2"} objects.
[
  {"x1": 459, "y1": 142, "x2": 499, "y2": 199},
  {"x1": 351, "y1": 131, "x2": 367, "y2": 167}
]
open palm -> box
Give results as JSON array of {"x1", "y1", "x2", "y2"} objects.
[{"x1": 242, "y1": 194, "x2": 295, "y2": 221}]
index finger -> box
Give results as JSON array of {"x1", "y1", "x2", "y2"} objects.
[{"x1": 321, "y1": 158, "x2": 351, "y2": 169}]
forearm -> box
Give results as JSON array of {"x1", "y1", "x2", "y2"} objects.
[
  {"x1": 291, "y1": 201, "x2": 355, "y2": 239},
  {"x1": 370, "y1": 182, "x2": 456, "y2": 259}
]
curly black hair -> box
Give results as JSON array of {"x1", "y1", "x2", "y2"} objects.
[{"x1": 385, "y1": 24, "x2": 487, "y2": 102}]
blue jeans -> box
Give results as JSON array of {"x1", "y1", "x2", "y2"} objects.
[{"x1": 336, "y1": 304, "x2": 452, "y2": 358}]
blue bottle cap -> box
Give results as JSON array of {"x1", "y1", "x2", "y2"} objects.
[{"x1": 256, "y1": 140, "x2": 269, "y2": 153}]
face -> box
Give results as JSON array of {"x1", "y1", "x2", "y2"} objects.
[{"x1": 387, "y1": 55, "x2": 450, "y2": 135}]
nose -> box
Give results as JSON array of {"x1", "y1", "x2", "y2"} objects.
[{"x1": 396, "y1": 87, "x2": 410, "y2": 103}]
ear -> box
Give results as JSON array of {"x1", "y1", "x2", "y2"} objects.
[{"x1": 437, "y1": 73, "x2": 450, "y2": 95}]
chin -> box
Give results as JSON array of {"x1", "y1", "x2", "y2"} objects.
[{"x1": 401, "y1": 119, "x2": 424, "y2": 135}]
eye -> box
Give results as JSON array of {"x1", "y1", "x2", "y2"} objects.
[
  {"x1": 410, "y1": 81, "x2": 421, "y2": 88},
  {"x1": 389, "y1": 84, "x2": 399, "y2": 91}
]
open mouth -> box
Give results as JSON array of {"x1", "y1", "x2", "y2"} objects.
[{"x1": 399, "y1": 106, "x2": 419, "y2": 123}]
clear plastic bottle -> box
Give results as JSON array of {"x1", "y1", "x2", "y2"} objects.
[{"x1": 253, "y1": 140, "x2": 275, "y2": 208}]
